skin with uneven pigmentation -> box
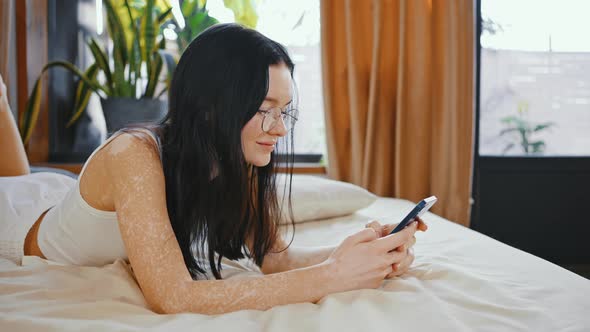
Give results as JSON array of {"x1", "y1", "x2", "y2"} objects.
[
  {"x1": 0, "y1": 69, "x2": 426, "y2": 315},
  {"x1": 104, "y1": 132, "x2": 421, "y2": 314}
]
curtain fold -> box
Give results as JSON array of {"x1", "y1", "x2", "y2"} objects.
[
  {"x1": 0, "y1": 0, "x2": 13, "y2": 85},
  {"x1": 321, "y1": 0, "x2": 475, "y2": 226}
]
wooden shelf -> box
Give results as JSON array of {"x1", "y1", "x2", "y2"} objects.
[
  {"x1": 32, "y1": 162, "x2": 83, "y2": 174},
  {"x1": 32, "y1": 162, "x2": 326, "y2": 175}
]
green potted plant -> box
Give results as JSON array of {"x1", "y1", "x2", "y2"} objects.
[
  {"x1": 499, "y1": 101, "x2": 556, "y2": 155},
  {"x1": 20, "y1": 0, "x2": 176, "y2": 144},
  {"x1": 20, "y1": 0, "x2": 260, "y2": 144}
]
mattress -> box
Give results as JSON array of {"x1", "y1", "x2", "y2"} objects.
[{"x1": 0, "y1": 198, "x2": 588, "y2": 331}]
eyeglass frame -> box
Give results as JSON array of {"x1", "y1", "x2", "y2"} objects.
[{"x1": 257, "y1": 106, "x2": 299, "y2": 133}]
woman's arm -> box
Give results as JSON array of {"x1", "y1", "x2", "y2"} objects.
[
  {"x1": 261, "y1": 218, "x2": 428, "y2": 275},
  {"x1": 105, "y1": 135, "x2": 336, "y2": 314},
  {"x1": 105, "y1": 134, "x2": 417, "y2": 314},
  {"x1": 261, "y1": 236, "x2": 336, "y2": 274}
]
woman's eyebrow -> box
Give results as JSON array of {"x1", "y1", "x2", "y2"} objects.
[{"x1": 264, "y1": 97, "x2": 293, "y2": 106}]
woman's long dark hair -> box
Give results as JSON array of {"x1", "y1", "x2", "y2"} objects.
[{"x1": 157, "y1": 23, "x2": 295, "y2": 279}]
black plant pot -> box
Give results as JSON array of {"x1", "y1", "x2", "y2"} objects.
[{"x1": 101, "y1": 97, "x2": 167, "y2": 134}]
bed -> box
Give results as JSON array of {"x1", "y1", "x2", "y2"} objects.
[{"x1": 0, "y1": 183, "x2": 589, "y2": 331}]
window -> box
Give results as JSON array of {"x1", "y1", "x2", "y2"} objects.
[
  {"x1": 207, "y1": 0, "x2": 326, "y2": 157},
  {"x1": 479, "y1": 0, "x2": 590, "y2": 156},
  {"x1": 472, "y1": 0, "x2": 590, "y2": 269},
  {"x1": 46, "y1": 0, "x2": 326, "y2": 162}
]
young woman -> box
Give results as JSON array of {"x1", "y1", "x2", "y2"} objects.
[{"x1": 0, "y1": 24, "x2": 426, "y2": 315}]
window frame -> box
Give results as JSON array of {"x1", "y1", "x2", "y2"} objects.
[
  {"x1": 470, "y1": 0, "x2": 590, "y2": 270},
  {"x1": 21, "y1": 0, "x2": 325, "y2": 171}
]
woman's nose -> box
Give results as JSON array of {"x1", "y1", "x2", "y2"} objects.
[{"x1": 269, "y1": 116, "x2": 288, "y2": 137}]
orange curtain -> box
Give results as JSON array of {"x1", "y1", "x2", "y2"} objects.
[
  {"x1": 321, "y1": 0, "x2": 475, "y2": 226},
  {"x1": 0, "y1": 0, "x2": 13, "y2": 84}
]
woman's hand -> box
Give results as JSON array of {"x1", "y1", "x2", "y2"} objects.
[
  {"x1": 365, "y1": 217, "x2": 428, "y2": 278},
  {"x1": 324, "y1": 223, "x2": 419, "y2": 292}
]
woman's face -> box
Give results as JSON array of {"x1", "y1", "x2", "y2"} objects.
[{"x1": 241, "y1": 63, "x2": 293, "y2": 167}]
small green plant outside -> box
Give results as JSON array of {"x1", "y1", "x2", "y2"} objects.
[{"x1": 499, "y1": 101, "x2": 555, "y2": 155}]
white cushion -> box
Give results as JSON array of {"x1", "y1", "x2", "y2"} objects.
[{"x1": 276, "y1": 174, "x2": 377, "y2": 223}]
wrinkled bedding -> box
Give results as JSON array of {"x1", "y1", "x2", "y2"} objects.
[{"x1": 0, "y1": 198, "x2": 588, "y2": 331}]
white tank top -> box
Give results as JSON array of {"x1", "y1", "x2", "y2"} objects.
[
  {"x1": 36, "y1": 129, "x2": 159, "y2": 266},
  {"x1": 37, "y1": 128, "x2": 257, "y2": 279}
]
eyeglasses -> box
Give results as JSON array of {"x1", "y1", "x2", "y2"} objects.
[{"x1": 258, "y1": 107, "x2": 298, "y2": 133}]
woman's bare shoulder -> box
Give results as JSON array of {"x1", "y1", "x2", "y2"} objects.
[
  {"x1": 79, "y1": 131, "x2": 163, "y2": 211},
  {"x1": 103, "y1": 131, "x2": 160, "y2": 163},
  {"x1": 98, "y1": 131, "x2": 162, "y2": 179},
  {"x1": 100, "y1": 132, "x2": 165, "y2": 198}
]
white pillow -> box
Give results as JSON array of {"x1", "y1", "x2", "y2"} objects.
[{"x1": 276, "y1": 174, "x2": 377, "y2": 224}]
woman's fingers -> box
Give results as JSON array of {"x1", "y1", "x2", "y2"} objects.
[
  {"x1": 386, "y1": 247, "x2": 415, "y2": 278},
  {"x1": 384, "y1": 249, "x2": 406, "y2": 265},
  {"x1": 365, "y1": 220, "x2": 384, "y2": 237},
  {"x1": 344, "y1": 228, "x2": 379, "y2": 246},
  {"x1": 362, "y1": 218, "x2": 421, "y2": 279},
  {"x1": 373, "y1": 222, "x2": 417, "y2": 253},
  {"x1": 381, "y1": 217, "x2": 427, "y2": 235},
  {"x1": 365, "y1": 217, "x2": 428, "y2": 238},
  {"x1": 394, "y1": 235, "x2": 416, "y2": 253},
  {"x1": 381, "y1": 223, "x2": 398, "y2": 235},
  {"x1": 415, "y1": 217, "x2": 428, "y2": 232}
]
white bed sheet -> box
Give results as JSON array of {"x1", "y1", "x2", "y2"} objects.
[{"x1": 0, "y1": 198, "x2": 588, "y2": 331}]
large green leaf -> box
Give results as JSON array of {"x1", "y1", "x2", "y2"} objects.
[
  {"x1": 177, "y1": 8, "x2": 218, "y2": 52},
  {"x1": 157, "y1": 6, "x2": 173, "y2": 24},
  {"x1": 141, "y1": 0, "x2": 156, "y2": 63},
  {"x1": 20, "y1": 61, "x2": 104, "y2": 144},
  {"x1": 20, "y1": 78, "x2": 42, "y2": 144},
  {"x1": 181, "y1": 0, "x2": 199, "y2": 18},
  {"x1": 67, "y1": 63, "x2": 100, "y2": 127},
  {"x1": 115, "y1": 0, "x2": 171, "y2": 50},
  {"x1": 87, "y1": 37, "x2": 113, "y2": 94},
  {"x1": 140, "y1": 0, "x2": 156, "y2": 96},
  {"x1": 223, "y1": 0, "x2": 259, "y2": 28},
  {"x1": 124, "y1": 0, "x2": 142, "y2": 93},
  {"x1": 104, "y1": 0, "x2": 131, "y2": 96},
  {"x1": 144, "y1": 52, "x2": 163, "y2": 97}
]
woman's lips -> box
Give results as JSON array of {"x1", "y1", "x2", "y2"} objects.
[{"x1": 257, "y1": 142, "x2": 275, "y2": 151}]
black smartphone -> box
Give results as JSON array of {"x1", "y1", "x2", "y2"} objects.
[{"x1": 389, "y1": 196, "x2": 437, "y2": 234}]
